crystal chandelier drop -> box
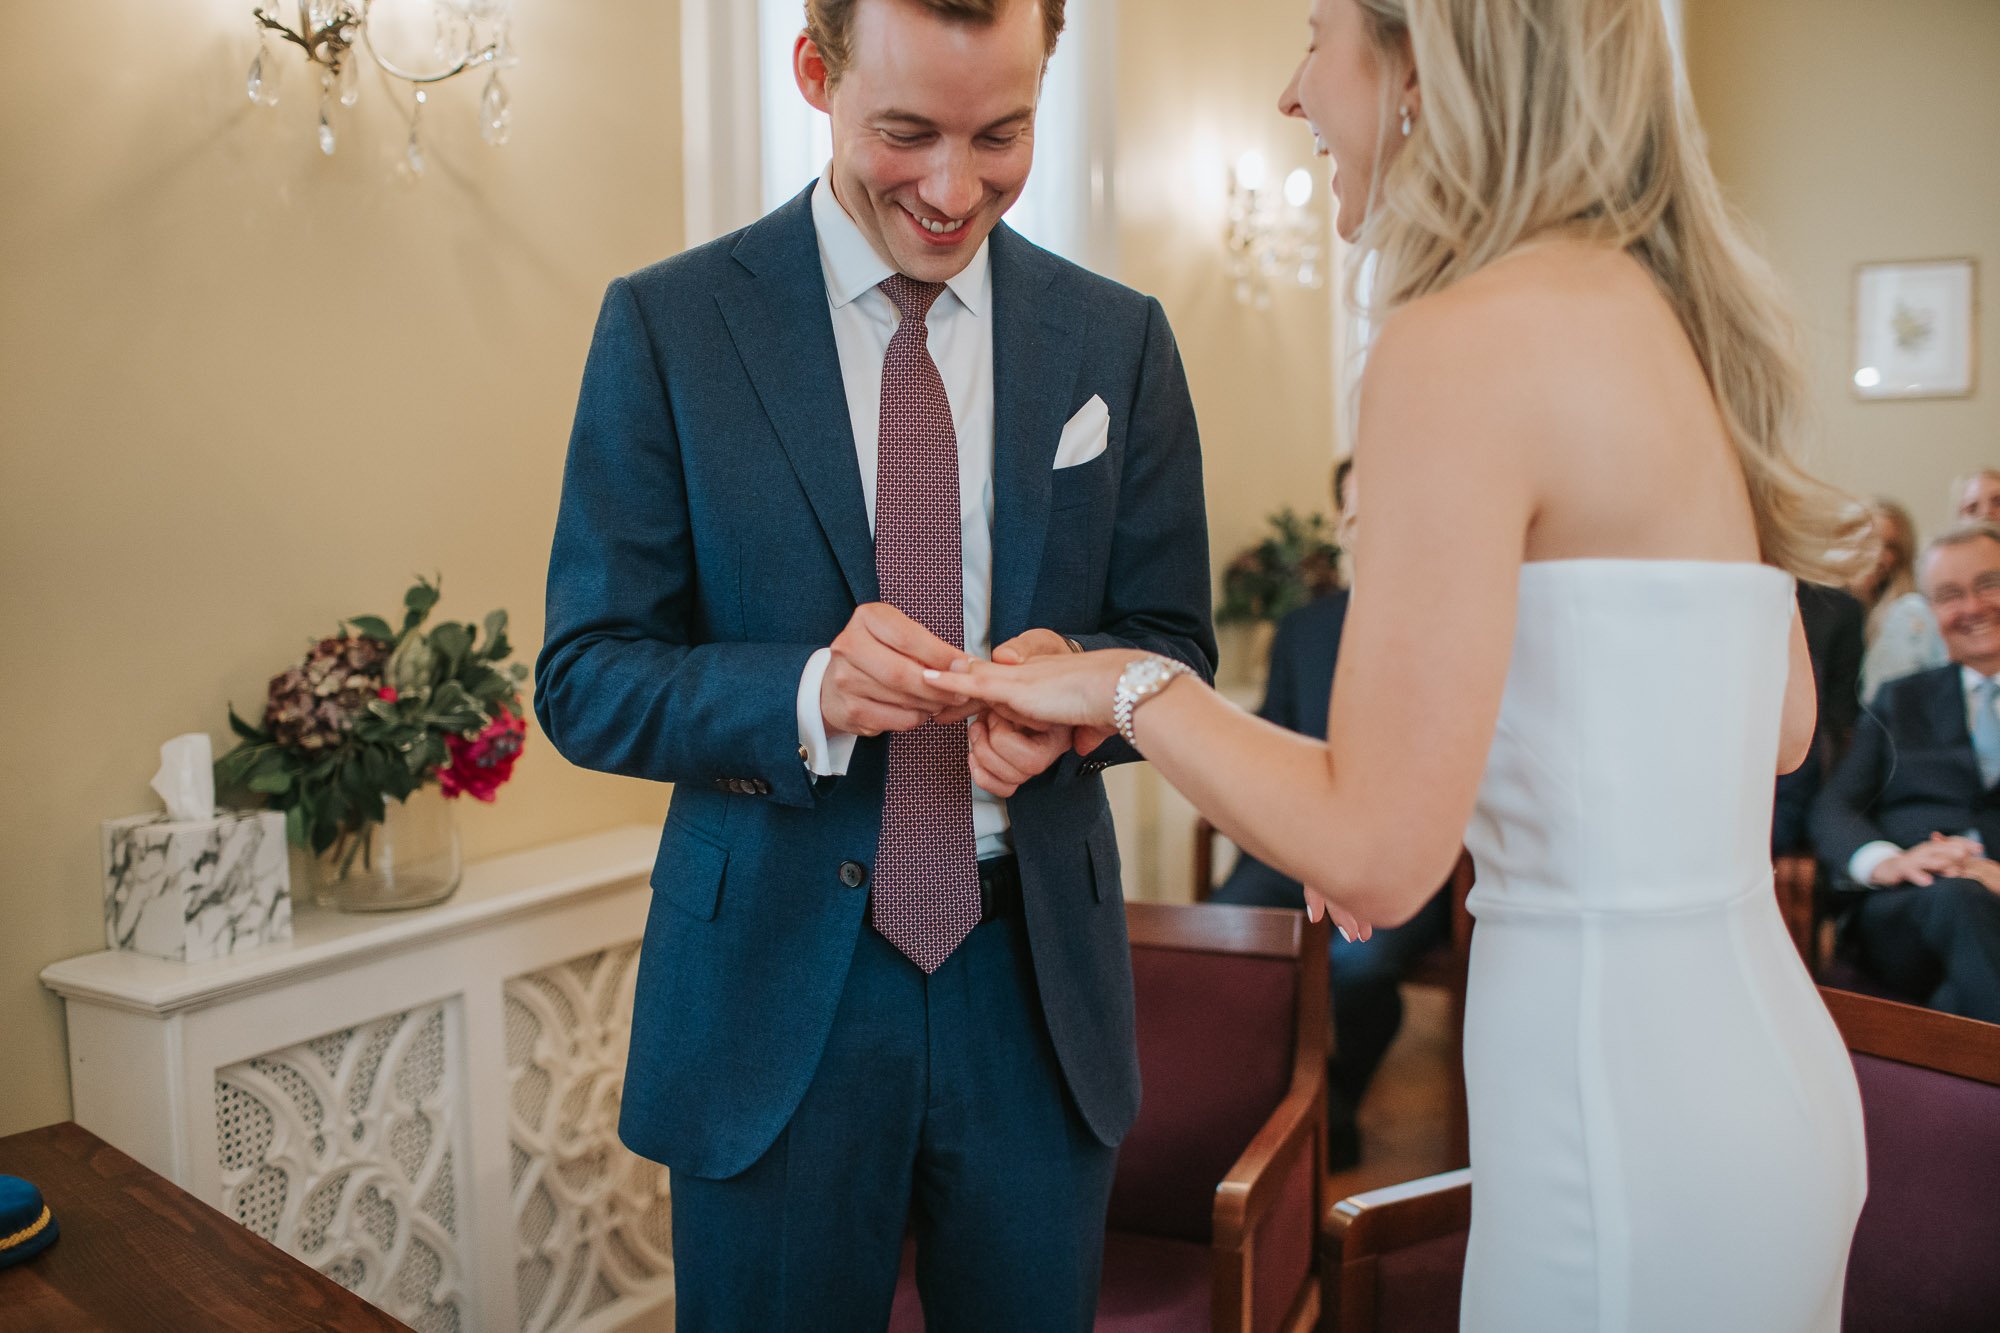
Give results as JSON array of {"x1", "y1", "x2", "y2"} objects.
[
  {"x1": 1224, "y1": 152, "x2": 1326, "y2": 309},
  {"x1": 246, "y1": 1, "x2": 518, "y2": 173}
]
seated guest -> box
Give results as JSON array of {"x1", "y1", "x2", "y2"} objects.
[
  {"x1": 1811, "y1": 524, "x2": 2000, "y2": 1023},
  {"x1": 1955, "y1": 467, "x2": 2000, "y2": 524},
  {"x1": 1773, "y1": 582, "x2": 1865, "y2": 853},
  {"x1": 1210, "y1": 459, "x2": 1448, "y2": 1169},
  {"x1": 1857, "y1": 497, "x2": 1947, "y2": 702}
]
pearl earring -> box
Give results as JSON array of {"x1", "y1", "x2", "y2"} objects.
[{"x1": 1400, "y1": 106, "x2": 1414, "y2": 138}]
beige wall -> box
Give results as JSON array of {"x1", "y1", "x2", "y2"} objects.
[
  {"x1": 0, "y1": 1, "x2": 682, "y2": 1136},
  {"x1": 1686, "y1": 0, "x2": 2000, "y2": 539},
  {"x1": 1112, "y1": 0, "x2": 1340, "y2": 680}
]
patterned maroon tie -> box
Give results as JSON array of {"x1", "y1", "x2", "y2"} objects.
[{"x1": 871, "y1": 274, "x2": 980, "y2": 974}]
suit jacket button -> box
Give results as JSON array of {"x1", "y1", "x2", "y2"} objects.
[{"x1": 839, "y1": 860, "x2": 868, "y2": 889}]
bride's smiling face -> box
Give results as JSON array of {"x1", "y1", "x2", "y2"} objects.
[{"x1": 1278, "y1": 0, "x2": 1417, "y2": 242}]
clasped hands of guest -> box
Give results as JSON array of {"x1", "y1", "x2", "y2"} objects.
[
  {"x1": 1870, "y1": 832, "x2": 2000, "y2": 892},
  {"x1": 924, "y1": 644, "x2": 1377, "y2": 945}
]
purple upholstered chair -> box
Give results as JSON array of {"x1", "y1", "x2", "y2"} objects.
[
  {"x1": 890, "y1": 902, "x2": 1332, "y2": 1333},
  {"x1": 1824, "y1": 988, "x2": 2000, "y2": 1332},
  {"x1": 1321, "y1": 987, "x2": 2000, "y2": 1333}
]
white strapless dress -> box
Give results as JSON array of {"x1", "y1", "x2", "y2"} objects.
[{"x1": 1459, "y1": 561, "x2": 1866, "y2": 1332}]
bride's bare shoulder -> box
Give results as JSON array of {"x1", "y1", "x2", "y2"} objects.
[
  {"x1": 1372, "y1": 240, "x2": 1647, "y2": 362},
  {"x1": 1363, "y1": 241, "x2": 1672, "y2": 445}
]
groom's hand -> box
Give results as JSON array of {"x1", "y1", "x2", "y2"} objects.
[
  {"x1": 992, "y1": 629, "x2": 1116, "y2": 756},
  {"x1": 968, "y1": 712, "x2": 1073, "y2": 798},
  {"x1": 822, "y1": 603, "x2": 976, "y2": 738}
]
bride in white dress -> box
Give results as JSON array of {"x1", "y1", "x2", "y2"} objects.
[{"x1": 929, "y1": 0, "x2": 1868, "y2": 1327}]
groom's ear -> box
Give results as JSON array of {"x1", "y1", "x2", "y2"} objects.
[{"x1": 795, "y1": 32, "x2": 835, "y2": 114}]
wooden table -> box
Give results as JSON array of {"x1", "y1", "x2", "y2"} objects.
[{"x1": 0, "y1": 1121, "x2": 410, "y2": 1331}]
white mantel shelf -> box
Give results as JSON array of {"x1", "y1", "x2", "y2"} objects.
[
  {"x1": 42, "y1": 821, "x2": 673, "y2": 1333},
  {"x1": 42, "y1": 824, "x2": 657, "y2": 1017}
]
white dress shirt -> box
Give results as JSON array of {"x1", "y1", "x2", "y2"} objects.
[
  {"x1": 794, "y1": 175, "x2": 1011, "y2": 858},
  {"x1": 1847, "y1": 664, "x2": 1996, "y2": 885}
]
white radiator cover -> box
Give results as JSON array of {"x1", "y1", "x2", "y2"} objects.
[{"x1": 43, "y1": 825, "x2": 672, "y2": 1333}]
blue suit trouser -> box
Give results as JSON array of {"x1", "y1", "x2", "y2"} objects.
[{"x1": 668, "y1": 913, "x2": 1118, "y2": 1331}]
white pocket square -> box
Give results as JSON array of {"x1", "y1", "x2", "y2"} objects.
[{"x1": 1053, "y1": 395, "x2": 1109, "y2": 470}]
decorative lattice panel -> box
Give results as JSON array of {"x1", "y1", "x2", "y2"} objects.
[
  {"x1": 506, "y1": 943, "x2": 673, "y2": 1331},
  {"x1": 217, "y1": 1004, "x2": 466, "y2": 1331}
]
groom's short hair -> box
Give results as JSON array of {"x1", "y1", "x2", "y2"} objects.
[{"x1": 805, "y1": 0, "x2": 1067, "y2": 85}]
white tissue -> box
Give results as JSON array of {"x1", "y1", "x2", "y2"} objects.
[{"x1": 150, "y1": 732, "x2": 216, "y2": 823}]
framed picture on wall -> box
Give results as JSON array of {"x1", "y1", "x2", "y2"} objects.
[{"x1": 1853, "y1": 258, "x2": 1978, "y2": 400}]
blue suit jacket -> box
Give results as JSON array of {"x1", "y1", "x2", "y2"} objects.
[
  {"x1": 534, "y1": 187, "x2": 1217, "y2": 1178},
  {"x1": 1811, "y1": 663, "x2": 2000, "y2": 887}
]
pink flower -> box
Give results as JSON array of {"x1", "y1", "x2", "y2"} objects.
[
  {"x1": 379, "y1": 687, "x2": 399, "y2": 701},
  {"x1": 438, "y1": 709, "x2": 527, "y2": 802}
]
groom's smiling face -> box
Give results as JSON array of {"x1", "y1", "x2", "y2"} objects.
[{"x1": 796, "y1": 0, "x2": 1045, "y2": 283}]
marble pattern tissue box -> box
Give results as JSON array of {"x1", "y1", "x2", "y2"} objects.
[{"x1": 101, "y1": 810, "x2": 293, "y2": 962}]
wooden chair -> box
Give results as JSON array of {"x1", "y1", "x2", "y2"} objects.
[
  {"x1": 885, "y1": 902, "x2": 1332, "y2": 1332},
  {"x1": 1772, "y1": 850, "x2": 1824, "y2": 970},
  {"x1": 1319, "y1": 988, "x2": 2000, "y2": 1333},
  {"x1": 1192, "y1": 820, "x2": 1476, "y2": 1167}
]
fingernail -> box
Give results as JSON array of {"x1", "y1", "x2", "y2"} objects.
[
  {"x1": 923, "y1": 669, "x2": 940, "y2": 681},
  {"x1": 1338, "y1": 927, "x2": 1353, "y2": 943}
]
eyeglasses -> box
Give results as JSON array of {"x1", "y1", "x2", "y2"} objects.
[{"x1": 1927, "y1": 571, "x2": 2000, "y2": 612}]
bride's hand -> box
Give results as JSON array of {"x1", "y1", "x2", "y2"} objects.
[
  {"x1": 1304, "y1": 886, "x2": 1373, "y2": 944},
  {"x1": 923, "y1": 649, "x2": 1145, "y2": 732}
]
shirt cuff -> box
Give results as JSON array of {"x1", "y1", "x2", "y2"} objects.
[
  {"x1": 1847, "y1": 841, "x2": 1902, "y2": 888},
  {"x1": 797, "y1": 648, "x2": 858, "y2": 776}
]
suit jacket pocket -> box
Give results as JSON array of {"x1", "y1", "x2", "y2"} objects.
[
  {"x1": 651, "y1": 816, "x2": 729, "y2": 921},
  {"x1": 1050, "y1": 451, "x2": 1115, "y2": 512}
]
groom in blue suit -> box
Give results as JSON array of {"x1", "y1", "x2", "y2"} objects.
[{"x1": 533, "y1": 0, "x2": 1213, "y2": 1326}]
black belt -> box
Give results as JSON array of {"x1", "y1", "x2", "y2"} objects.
[
  {"x1": 976, "y1": 854, "x2": 1023, "y2": 922},
  {"x1": 866, "y1": 855, "x2": 1022, "y2": 925}
]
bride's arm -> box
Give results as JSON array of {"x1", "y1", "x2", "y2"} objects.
[{"x1": 1116, "y1": 310, "x2": 1533, "y2": 925}]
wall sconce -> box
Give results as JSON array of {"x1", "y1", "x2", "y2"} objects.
[
  {"x1": 1225, "y1": 151, "x2": 1325, "y2": 308},
  {"x1": 245, "y1": 1, "x2": 519, "y2": 173}
]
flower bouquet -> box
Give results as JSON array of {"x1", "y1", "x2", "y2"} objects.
[{"x1": 216, "y1": 577, "x2": 530, "y2": 910}]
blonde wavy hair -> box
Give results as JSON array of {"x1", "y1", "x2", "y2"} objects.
[{"x1": 1350, "y1": 0, "x2": 1863, "y2": 582}]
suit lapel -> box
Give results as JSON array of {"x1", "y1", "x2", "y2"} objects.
[
  {"x1": 1916, "y1": 665, "x2": 1994, "y2": 794},
  {"x1": 1927, "y1": 666, "x2": 1972, "y2": 747},
  {"x1": 715, "y1": 187, "x2": 879, "y2": 606},
  {"x1": 988, "y1": 225, "x2": 1087, "y2": 645}
]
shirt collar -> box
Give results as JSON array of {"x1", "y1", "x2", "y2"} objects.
[
  {"x1": 811, "y1": 172, "x2": 990, "y2": 318},
  {"x1": 1963, "y1": 665, "x2": 1994, "y2": 694}
]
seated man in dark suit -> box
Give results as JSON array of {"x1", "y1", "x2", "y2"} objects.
[
  {"x1": 1210, "y1": 459, "x2": 1449, "y2": 1167},
  {"x1": 1811, "y1": 523, "x2": 2000, "y2": 1023},
  {"x1": 1772, "y1": 582, "x2": 1865, "y2": 853}
]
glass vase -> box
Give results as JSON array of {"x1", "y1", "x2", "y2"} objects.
[{"x1": 308, "y1": 787, "x2": 463, "y2": 912}]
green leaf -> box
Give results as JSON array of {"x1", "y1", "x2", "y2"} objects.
[
  {"x1": 285, "y1": 805, "x2": 308, "y2": 847},
  {"x1": 402, "y1": 577, "x2": 442, "y2": 633},
  {"x1": 480, "y1": 609, "x2": 509, "y2": 658},
  {"x1": 227, "y1": 706, "x2": 267, "y2": 743},
  {"x1": 346, "y1": 615, "x2": 395, "y2": 642},
  {"x1": 247, "y1": 769, "x2": 293, "y2": 795},
  {"x1": 429, "y1": 622, "x2": 473, "y2": 676}
]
